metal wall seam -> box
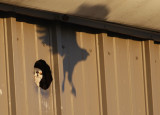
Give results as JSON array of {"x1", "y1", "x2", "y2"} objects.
[
  {"x1": 0, "y1": 18, "x2": 9, "y2": 115},
  {"x1": 142, "y1": 41, "x2": 154, "y2": 115},
  {"x1": 49, "y1": 25, "x2": 58, "y2": 115},
  {"x1": 143, "y1": 41, "x2": 160, "y2": 115},
  {"x1": 96, "y1": 33, "x2": 108, "y2": 115},
  {"x1": 15, "y1": 21, "x2": 28, "y2": 115},
  {"x1": 4, "y1": 18, "x2": 17, "y2": 115},
  {"x1": 51, "y1": 23, "x2": 63, "y2": 115}
]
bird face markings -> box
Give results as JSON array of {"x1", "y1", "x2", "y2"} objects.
[{"x1": 34, "y1": 68, "x2": 43, "y2": 87}]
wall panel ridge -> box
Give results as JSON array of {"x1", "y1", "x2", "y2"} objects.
[
  {"x1": 0, "y1": 18, "x2": 10, "y2": 115},
  {"x1": 4, "y1": 18, "x2": 17, "y2": 115}
]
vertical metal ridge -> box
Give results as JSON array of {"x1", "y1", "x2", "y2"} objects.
[
  {"x1": 49, "y1": 26, "x2": 57, "y2": 115},
  {"x1": 126, "y1": 40, "x2": 133, "y2": 115},
  {"x1": 51, "y1": 23, "x2": 62, "y2": 115},
  {"x1": 95, "y1": 34, "x2": 103, "y2": 115},
  {"x1": 96, "y1": 33, "x2": 108, "y2": 115},
  {"x1": 141, "y1": 41, "x2": 149, "y2": 115},
  {"x1": 34, "y1": 25, "x2": 42, "y2": 115},
  {"x1": 38, "y1": 88, "x2": 42, "y2": 115},
  {"x1": 3, "y1": 18, "x2": 10, "y2": 115},
  {"x1": 113, "y1": 38, "x2": 120, "y2": 115},
  {"x1": 21, "y1": 22, "x2": 29, "y2": 115},
  {"x1": 4, "y1": 18, "x2": 17, "y2": 115},
  {"x1": 34, "y1": 24, "x2": 39, "y2": 60},
  {"x1": 142, "y1": 41, "x2": 154, "y2": 115},
  {"x1": 70, "y1": 30, "x2": 74, "y2": 114},
  {"x1": 70, "y1": 45, "x2": 74, "y2": 115},
  {"x1": 78, "y1": 32, "x2": 87, "y2": 115},
  {"x1": 70, "y1": 95, "x2": 74, "y2": 115},
  {"x1": 1, "y1": 18, "x2": 9, "y2": 115}
]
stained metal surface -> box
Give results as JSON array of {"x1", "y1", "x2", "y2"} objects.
[{"x1": 1, "y1": 16, "x2": 160, "y2": 115}]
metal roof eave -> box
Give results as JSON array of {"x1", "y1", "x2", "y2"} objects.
[{"x1": 0, "y1": 3, "x2": 160, "y2": 42}]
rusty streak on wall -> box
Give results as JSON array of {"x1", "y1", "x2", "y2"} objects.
[{"x1": 0, "y1": 16, "x2": 160, "y2": 115}]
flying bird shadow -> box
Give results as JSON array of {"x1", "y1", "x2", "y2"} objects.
[
  {"x1": 36, "y1": 4, "x2": 109, "y2": 96},
  {"x1": 15, "y1": 4, "x2": 109, "y2": 96},
  {"x1": 37, "y1": 24, "x2": 90, "y2": 96},
  {"x1": 60, "y1": 25, "x2": 89, "y2": 96}
]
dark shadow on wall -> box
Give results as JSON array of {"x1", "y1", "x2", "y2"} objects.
[
  {"x1": 61, "y1": 26, "x2": 89, "y2": 97},
  {"x1": 73, "y1": 4, "x2": 109, "y2": 20},
  {"x1": 37, "y1": 4, "x2": 109, "y2": 97},
  {"x1": 11, "y1": 4, "x2": 109, "y2": 96},
  {"x1": 37, "y1": 24, "x2": 91, "y2": 97}
]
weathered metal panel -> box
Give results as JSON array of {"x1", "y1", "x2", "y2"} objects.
[
  {"x1": 5, "y1": 18, "x2": 17, "y2": 115},
  {"x1": 145, "y1": 41, "x2": 160, "y2": 115},
  {"x1": 13, "y1": 20, "x2": 28, "y2": 115},
  {"x1": 142, "y1": 41, "x2": 154, "y2": 115},
  {"x1": 22, "y1": 22, "x2": 41, "y2": 115},
  {"x1": 57, "y1": 25, "x2": 101, "y2": 115},
  {"x1": 0, "y1": 18, "x2": 9, "y2": 115},
  {"x1": 97, "y1": 34, "x2": 146, "y2": 115},
  {"x1": 2, "y1": 18, "x2": 55, "y2": 115},
  {"x1": 1, "y1": 15, "x2": 160, "y2": 115},
  {"x1": 113, "y1": 38, "x2": 133, "y2": 115},
  {"x1": 127, "y1": 40, "x2": 146, "y2": 115}
]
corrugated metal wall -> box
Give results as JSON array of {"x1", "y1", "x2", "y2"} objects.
[{"x1": 0, "y1": 16, "x2": 160, "y2": 115}]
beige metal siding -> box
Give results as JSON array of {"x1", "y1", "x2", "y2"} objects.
[
  {"x1": 98, "y1": 34, "x2": 146, "y2": 115},
  {"x1": 58, "y1": 26, "x2": 101, "y2": 115},
  {"x1": 1, "y1": 16, "x2": 160, "y2": 115},
  {"x1": 1, "y1": 18, "x2": 55, "y2": 115},
  {"x1": 144, "y1": 41, "x2": 160, "y2": 115},
  {"x1": 0, "y1": 18, "x2": 9, "y2": 115}
]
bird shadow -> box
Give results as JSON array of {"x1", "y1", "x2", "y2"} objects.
[
  {"x1": 37, "y1": 23, "x2": 91, "y2": 97},
  {"x1": 15, "y1": 3, "x2": 109, "y2": 96},
  {"x1": 36, "y1": 4, "x2": 109, "y2": 97}
]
